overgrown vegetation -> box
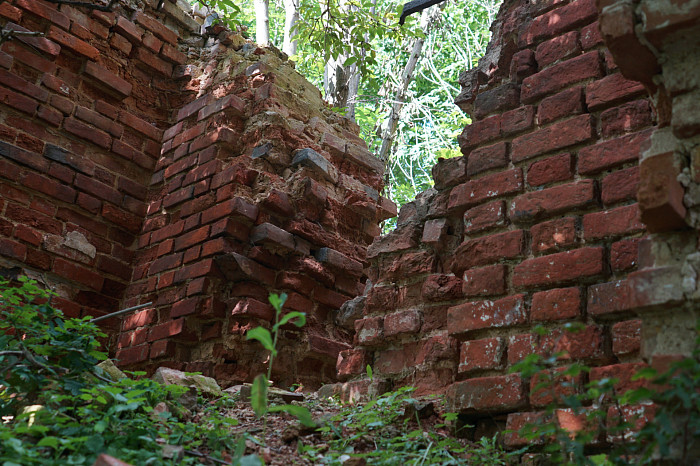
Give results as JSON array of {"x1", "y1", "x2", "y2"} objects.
[
  {"x1": 511, "y1": 322, "x2": 700, "y2": 465},
  {"x1": 2, "y1": 278, "x2": 699, "y2": 464}
]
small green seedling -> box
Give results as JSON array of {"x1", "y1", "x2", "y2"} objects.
[{"x1": 245, "y1": 293, "x2": 315, "y2": 437}]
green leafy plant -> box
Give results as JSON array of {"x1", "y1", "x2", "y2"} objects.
[
  {"x1": 245, "y1": 293, "x2": 315, "y2": 437},
  {"x1": 0, "y1": 277, "x2": 254, "y2": 465},
  {"x1": 510, "y1": 322, "x2": 700, "y2": 465}
]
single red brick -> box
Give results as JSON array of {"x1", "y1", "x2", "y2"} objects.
[
  {"x1": 115, "y1": 344, "x2": 149, "y2": 366},
  {"x1": 148, "y1": 318, "x2": 191, "y2": 342},
  {"x1": 530, "y1": 367, "x2": 583, "y2": 407},
  {"x1": 46, "y1": 26, "x2": 98, "y2": 60},
  {"x1": 2, "y1": 41, "x2": 55, "y2": 74},
  {"x1": 513, "y1": 247, "x2": 604, "y2": 288},
  {"x1": 384, "y1": 309, "x2": 421, "y2": 337},
  {"x1": 587, "y1": 73, "x2": 646, "y2": 111},
  {"x1": 114, "y1": 16, "x2": 142, "y2": 43},
  {"x1": 472, "y1": 83, "x2": 521, "y2": 120},
  {"x1": 122, "y1": 308, "x2": 156, "y2": 331},
  {"x1": 601, "y1": 166, "x2": 640, "y2": 205},
  {"x1": 530, "y1": 217, "x2": 577, "y2": 254},
  {"x1": 447, "y1": 294, "x2": 526, "y2": 335},
  {"x1": 531, "y1": 287, "x2": 581, "y2": 321},
  {"x1": 462, "y1": 264, "x2": 506, "y2": 297},
  {"x1": 0, "y1": 86, "x2": 38, "y2": 115},
  {"x1": 375, "y1": 346, "x2": 417, "y2": 374},
  {"x1": 16, "y1": 0, "x2": 69, "y2": 29},
  {"x1": 611, "y1": 238, "x2": 641, "y2": 272},
  {"x1": 638, "y1": 152, "x2": 687, "y2": 233},
  {"x1": 84, "y1": 62, "x2": 132, "y2": 99},
  {"x1": 527, "y1": 153, "x2": 573, "y2": 187},
  {"x1": 521, "y1": 52, "x2": 602, "y2": 103},
  {"x1": 160, "y1": 43, "x2": 187, "y2": 65},
  {"x1": 537, "y1": 86, "x2": 585, "y2": 126},
  {"x1": 583, "y1": 204, "x2": 644, "y2": 240},
  {"x1": 74, "y1": 173, "x2": 121, "y2": 204},
  {"x1": 64, "y1": 117, "x2": 111, "y2": 149},
  {"x1": 458, "y1": 114, "x2": 501, "y2": 150},
  {"x1": 601, "y1": 99, "x2": 653, "y2": 138},
  {"x1": 0, "y1": 68, "x2": 48, "y2": 102},
  {"x1": 0, "y1": 238, "x2": 27, "y2": 261},
  {"x1": 378, "y1": 250, "x2": 437, "y2": 282},
  {"x1": 535, "y1": 31, "x2": 581, "y2": 67},
  {"x1": 447, "y1": 373, "x2": 525, "y2": 412},
  {"x1": 54, "y1": 258, "x2": 104, "y2": 290},
  {"x1": 451, "y1": 230, "x2": 525, "y2": 274},
  {"x1": 523, "y1": 0, "x2": 597, "y2": 45},
  {"x1": 589, "y1": 363, "x2": 648, "y2": 396},
  {"x1": 448, "y1": 168, "x2": 523, "y2": 210},
  {"x1": 510, "y1": 49, "x2": 537, "y2": 81},
  {"x1": 22, "y1": 171, "x2": 76, "y2": 203},
  {"x1": 421, "y1": 274, "x2": 464, "y2": 302},
  {"x1": 510, "y1": 180, "x2": 595, "y2": 223},
  {"x1": 337, "y1": 349, "x2": 368, "y2": 380},
  {"x1": 467, "y1": 141, "x2": 508, "y2": 176},
  {"x1": 0, "y1": 3, "x2": 22, "y2": 22},
  {"x1": 459, "y1": 337, "x2": 504, "y2": 373},
  {"x1": 464, "y1": 200, "x2": 505, "y2": 233},
  {"x1": 579, "y1": 129, "x2": 652, "y2": 174},
  {"x1": 355, "y1": 316, "x2": 383, "y2": 346},
  {"x1": 512, "y1": 114, "x2": 593, "y2": 162},
  {"x1": 540, "y1": 325, "x2": 605, "y2": 361},
  {"x1": 134, "y1": 47, "x2": 173, "y2": 76},
  {"x1": 134, "y1": 11, "x2": 178, "y2": 44},
  {"x1": 587, "y1": 279, "x2": 633, "y2": 316},
  {"x1": 581, "y1": 21, "x2": 603, "y2": 49},
  {"x1": 504, "y1": 412, "x2": 547, "y2": 448},
  {"x1": 612, "y1": 319, "x2": 642, "y2": 356},
  {"x1": 501, "y1": 105, "x2": 535, "y2": 135},
  {"x1": 118, "y1": 110, "x2": 162, "y2": 141}
]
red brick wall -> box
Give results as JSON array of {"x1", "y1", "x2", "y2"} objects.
[
  {"x1": 0, "y1": 0, "x2": 196, "y2": 341},
  {"x1": 338, "y1": 0, "x2": 657, "y2": 437},
  {"x1": 0, "y1": 0, "x2": 393, "y2": 389}
]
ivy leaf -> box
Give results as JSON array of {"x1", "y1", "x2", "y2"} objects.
[
  {"x1": 269, "y1": 404, "x2": 316, "y2": 427},
  {"x1": 246, "y1": 327, "x2": 275, "y2": 353},
  {"x1": 274, "y1": 311, "x2": 306, "y2": 331}
]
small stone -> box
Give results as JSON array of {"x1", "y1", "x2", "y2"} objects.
[
  {"x1": 161, "y1": 444, "x2": 184, "y2": 461},
  {"x1": 97, "y1": 359, "x2": 127, "y2": 381}
]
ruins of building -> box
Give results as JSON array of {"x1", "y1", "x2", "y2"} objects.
[{"x1": 0, "y1": 0, "x2": 698, "y2": 449}]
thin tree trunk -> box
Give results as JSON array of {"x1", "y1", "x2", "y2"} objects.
[
  {"x1": 255, "y1": 0, "x2": 270, "y2": 46},
  {"x1": 377, "y1": 5, "x2": 444, "y2": 163},
  {"x1": 283, "y1": 0, "x2": 299, "y2": 56}
]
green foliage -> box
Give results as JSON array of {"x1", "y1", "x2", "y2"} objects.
[
  {"x1": 245, "y1": 293, "x2": 313, "y2": 434},
  {"x1": 510, "y1": 322, "x2": 700, "y2": 465},
  {"x1": 303, "y1": 387, "x2": 517, "y2": 464},
  {"x1": 0, "y1": 277, "x2": 251, "y2": 465}
]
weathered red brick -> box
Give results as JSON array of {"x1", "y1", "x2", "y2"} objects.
[
  {"x1": 466, "y1": 141, "x2": 508, "y2": 176},
  {"x1": 458, "y1": 337, "x2": 504, "y2": 373},
  {"x1": 611, "y1": 238, "x2": 641, "y2": 272},
  {"x1": 22, "y1": 171, "x2": 75, "y2": 203},
  {"x1": 510, "y1": 180, "x2": 595, "y2": 223},
  {"x1": 537, "y1": 86, "x2": 585, "y2": 126},
  {"x1": 501, "y1": 105, "x2": 535, "y2": 135},
  {"x1": 458, "y1": 114, "x2": 501, "y2": 150},
  {"x1": 521, "y1": 52, "x2": 602, "y2": 103},
  {"x1": 84, "y1": 62, "x2": 132, "y2": 99},
  {"x1": 115, "y1": 344, "x2": 149, "y2": 366},
  {"x1": 464, "y1": 200, "x2": 505, "y2": 233},
  {"x1": 447, "y1": 374, "x2": 525, "y2": 412},
  {"x1": 531, "y1": 217, "x2": 577, "y2": 254},
  {"x1": 122, "y1": 308, "x2": 156, "y2": 331},
  {"x1": 531, "y1": 287, "x2": 581, "y2": 321},
  {"x1": 530, "y1": 367, "x2": 583, "y2": 407},
  {"x1": 612, "y1": 319, "x2": 641, "y2": 356},
  {"x1": 0, "y1": 238, "x2": 27, "y2": 261},
  {"x1": 583, "y1": 204, "x2": 644, "y2": 240},
  {"x1": 47, "y1": 26, "x2": 98, "y2": 60},
  {"x1": 523, "y1": 0, "x2": 598, "y2": 45},
  {"x1": 527, "y1": 153, "x2": 573, "y2": 187},
  {"x1": 0, "y1": 86, "x2": 38, "y2": 115},
  {"x1": 601, "y1": 99, "x2": 653, "y2": 138},
  {"x1": 0, "y1": 3, "x2": 22, "y2": 22},
  {"x1": 579, "y1": 129, "x2": 652, "y2": 174},
  {"x1": 586, "y1": 73, "x2": 646, "y2": 110},
  {"x1": 54, "y1": 258, "x2": 104, "y2": 290},
  {"x1": 16, "y1": 0, "x2": 69, "y2": 29},
  {"x1": 114, "y1": 16, "x2": 142, "y2": 43},
  {"x1": 513, "y1": 247, "x2": 604, "y2": 288},
  {"x1": 589, "y1": 363, "x2": 648, "y2": 396},
  {"x1": 638, "y1": 152, "x2": 687, "y2": 233},
  {"x1": 355, "y1": 316, "x2": 383, "y2": 346},
  {"x1": 472, "y1": 83, "x2": 520, "y2": 120},
  {"x1": 378, "y1": 250, "x2": 436, "y2": 281},
  {"x1": 421, "y1": 274, "x2": 464, "y2": 302},
  {"x1": 447, "y1": 294, "x2": 526, "y2": 335},
  {"x1": 0, "y1": 68, "x2": 47, "y2": 102},
  {"x1": 231, "y1": 298, "x2": 274, "y2": 321},
  {"x1": 384, "y1": 309, "x2": 421, "y2": 337},
  {"x1": 119, "y1": 110, "x2": 162, "y2": 141},
  {"x1": 512, "y1": 114, "x2": 593, "y2": 162},
  {"x1": 337, "y1": 349, "x2": 368, "y2": 380},
  {"x1": 451, "y1": 230, "x2": 525, "y2": 274},
  {"x1": 601, "y1": 166, "x2": 639, "y2": 205},
  {"x1": 581, "y1": 21, "x2": 603, "y2": 49},
  {"x1": 510, "y1": 49, "x2": 536, "y2": 81},
  {"x1": 2, "y1": 41, "x2": 55, "y2": 74},
  {"x1": 448, "y1": 168, "x2": 522, "y2": 210},
  {"x1": 535, "y1": 31, "x2": 581, "y2": 67},
  {"x1": 508, "y1": 333, "x2": 536, "y2": 365},
  {"x1": 462, "y1": 264, "x2": 506, "y2": 297},
  {"x1": 134, "y1": 11, "x2": 178, "y2": 44},
  {"x1": 587, "y1": 280, "x2": 632, "y2": 316},
  {"x1": 540, "y1": 325, "x2": 605, "y2": 361}
]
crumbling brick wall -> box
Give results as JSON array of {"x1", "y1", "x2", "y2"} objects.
[
  {"x1": 334, "y1": 0, "x2": 673, "y2": 441},
  {"x1": 0, "y1": 0, "x2": 394, "y2": 389}
]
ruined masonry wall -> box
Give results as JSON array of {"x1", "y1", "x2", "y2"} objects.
[
  {"x1": 336, "y1": 0, "x2": 664, "y2": 442},
  {"x1": 0, "y1": 0, "x2": 394, "y2": 389}
]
